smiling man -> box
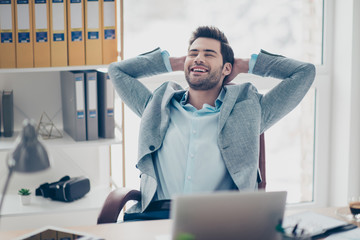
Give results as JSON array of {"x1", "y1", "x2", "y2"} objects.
[{"x1": 108, "y1": 26, "x2": 316, "y2": 220}]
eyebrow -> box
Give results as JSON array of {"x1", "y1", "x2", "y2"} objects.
[{"x1": 188, "y1": 49, "x2": 218, "y2": 54}]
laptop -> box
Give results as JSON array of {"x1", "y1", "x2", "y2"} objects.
[{"x1": 170, "y1": 191, "x2": 287, "y2": 240}]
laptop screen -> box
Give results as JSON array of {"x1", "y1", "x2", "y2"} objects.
[{"x1": 170, "y1": 191, "x2": 287, "y2": 240}]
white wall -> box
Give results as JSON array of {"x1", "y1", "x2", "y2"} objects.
[{"x1": 0, "y1": 71, "x2": 63, "y2": 130}]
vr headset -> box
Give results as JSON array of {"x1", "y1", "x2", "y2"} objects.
[{"x1": 36, "y1": 175, "x2": 90, "y2": 202}]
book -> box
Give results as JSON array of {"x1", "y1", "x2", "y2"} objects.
[
  {"x1": 0, "y1": 0, "x2": 16, "y2": 68},
  {"x1": 60, "y1": 71, "x2": 87, "y2": 141},
  {"x1": 97, "y1": 69, "x2": 114, "y2": 138}
]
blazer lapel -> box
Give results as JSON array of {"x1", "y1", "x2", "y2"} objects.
[
  {"x1": 137, "y1": 83, "x2": 185, "y2": 178},
  {"x1": 218, "y1": 86, "x2": 240, "y2": 135}
]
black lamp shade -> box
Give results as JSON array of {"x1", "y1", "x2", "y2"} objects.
[{"x1": 9, "y1": 120, "x2": 50, "y2": 173}]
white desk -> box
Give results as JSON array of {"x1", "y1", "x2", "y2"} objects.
[
  {"x1": 0, "y1": 219, "x2": 171, "y2": 240},
  {"x1": 0, "y1": 187, "x2": 111, "y2": 231},
  {"x1": 0, "y1": 207, "x2": 359, "y2": 240}
]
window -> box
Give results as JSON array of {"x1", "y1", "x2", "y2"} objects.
[
  {"x1": 124, "y1": 0, "x2": 323, "y2": 64},
  {"x1": 265, "y1": 89, "x2": 316, "y2": 203},
  {"x1": 121, "y1": 0, "x2": 324, "y2": 204}
]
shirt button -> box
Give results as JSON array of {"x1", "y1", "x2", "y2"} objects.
[
  {"x1": 149, "y1": 145, "x2": 155, "y2": 151},
  {"x1": 192, "y1": 130, "x2": 196, "y2": 134},
  {"x1": 187, "y1": 176, "x2": 192, "y2": 180}
]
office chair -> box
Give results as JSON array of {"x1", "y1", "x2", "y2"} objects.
[{"x1": 97, "y1": 133, "x2": 266, "y2": 224}]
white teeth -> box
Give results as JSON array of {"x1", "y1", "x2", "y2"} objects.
[{"x1": 193, "y1": 68, "x2": 206, "y2": 72}]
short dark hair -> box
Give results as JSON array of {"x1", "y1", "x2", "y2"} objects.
[{"x1": 189, "y1": 26, "x2": 234, "y2": 66}]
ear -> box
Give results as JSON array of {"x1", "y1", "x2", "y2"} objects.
[{"x1": 222, "y1": 62, "x2": 232, "y2": 76}]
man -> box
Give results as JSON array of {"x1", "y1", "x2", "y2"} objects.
[{"x1": 108, "y1": 26, "x2": 316, "y2": 218}]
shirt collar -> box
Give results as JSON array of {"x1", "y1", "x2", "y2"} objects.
[{"x1": 179, "y1": 88, "x2": 226, "y2": 111}]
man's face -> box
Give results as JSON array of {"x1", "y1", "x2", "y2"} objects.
[{"x1": 184, "y1": 37, "x2": 230, "y2": 91}]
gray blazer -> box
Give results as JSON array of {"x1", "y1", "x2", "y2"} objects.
[{"x1": 108, "y1": 48, "x2": 316, "y2": 213}]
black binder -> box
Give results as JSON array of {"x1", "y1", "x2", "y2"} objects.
[
  {"x1": 2, "y1": 90, "x2": 14, "y2": 137},
  {"x1": 97, "y1": 70, "x2": 115, "y2": 139}
]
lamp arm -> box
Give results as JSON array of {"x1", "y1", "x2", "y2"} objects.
[{"x1": 0, "y1": 167, "x2": 14, "y2": 219}]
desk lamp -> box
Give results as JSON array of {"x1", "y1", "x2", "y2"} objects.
[{"x1": 0, "y1": 119, "x2": 50, "y2": 218}]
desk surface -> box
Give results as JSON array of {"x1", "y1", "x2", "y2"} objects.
[
  {"x1": 1, "y1": 207, "x2": 359, "y2": 240},
  {"x1": 0, "y1": 219, "x2": 172, "y2": 240}
]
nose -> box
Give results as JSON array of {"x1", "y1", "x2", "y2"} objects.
[{"x1": 194, "y1": 53, "x2": 204, "y2": 64}]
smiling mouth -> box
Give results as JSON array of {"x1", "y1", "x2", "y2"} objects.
[{"x1": 190, "y1": 66, "x2": 209, "y2": 73}]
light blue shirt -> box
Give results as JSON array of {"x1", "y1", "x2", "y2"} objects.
[{"x1": 154, "y1": 89, "x2": 237, "y2": 200}]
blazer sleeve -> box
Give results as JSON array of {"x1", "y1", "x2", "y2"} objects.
[
  {"x1": 252, "y1": 50, "x2": 316, "y2": 133},
  {"x1": 108, "y1": 48, "x2": 170, "y2": 117}
]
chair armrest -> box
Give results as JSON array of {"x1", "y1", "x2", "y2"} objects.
[
  {"x1": 97, "y1": 188, "x2": 141, "y2": 224},
  {"x1": 258, "y1": 133, "x2": 266, "y2": 189}
]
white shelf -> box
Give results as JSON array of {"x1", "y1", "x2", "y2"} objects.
[
  {"x1": 41, "y1": 128, "x2": 122, "y2": 148},
  {"x1": 0, "y1": 65, "x2": 109, "y2": 74},
  {"x1": 0, "y1": 186, "x2": 112, "y2": 217},
  {"x1": 0, "y1": 132, "x2": 19, "y2": 151},
  {"x1": 0, "y1": 128, "x2": 122, "y2": 152}
]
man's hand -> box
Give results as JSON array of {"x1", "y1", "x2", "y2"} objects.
[
  {"x1": 224, "y1": 58, "x2": 250, "y2": 84},
  {"x1": 170, "y1": 56, "x2": 186, "y2": 71}
]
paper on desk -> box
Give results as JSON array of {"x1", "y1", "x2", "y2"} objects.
[
  {"x1": 325, "y1": 228, "x2": 360, "y2": 239},
  {"x1": 282, "y1": 211, "x2": 348, "y2": 236}
]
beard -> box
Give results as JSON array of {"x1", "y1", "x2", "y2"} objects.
[{"x1": 185, "y1": 66, "x2": 223, "y2": 91}]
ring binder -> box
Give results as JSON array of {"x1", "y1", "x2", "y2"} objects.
[
  {"x1": 67, "y1": 0, "x2": 85, "y2": 66},
  {"x1": 101, "y1": 0, "x2": 117, "y2": 64},
  {"x1": 33, "y1": 0, "x2": 51, "y2": 67},
  {"x1": 0, "y1": 0, "x2": 16, "y2": 68},
  {"x1": 50, "y1": 0, "x2": 68, "y2": 66},
  {"x1": 2, "y1": 90, "x2": 14, "y2": 137},
  {"x1": 60, "y1": 71, "x2": 87, "y2": 141},
  {"x1": 85, "y1": 0, "x2": 102, "y2": 65},
  {"x1": 15, "y1": 0, "x2": 34, "y2": 68}
]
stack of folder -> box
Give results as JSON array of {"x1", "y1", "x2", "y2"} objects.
[
  {"x1": 60, "y1": 69, "x2": 115, "y2": 141},
  {"x1": 0, "y1": 0, "x2": 118, "y2": 69}
]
